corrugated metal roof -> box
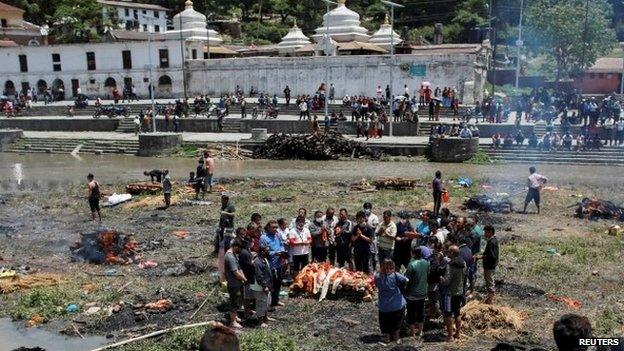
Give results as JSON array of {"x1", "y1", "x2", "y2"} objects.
[{"x1": 588, "y1": 57, "x2": 624, "y2": 72}]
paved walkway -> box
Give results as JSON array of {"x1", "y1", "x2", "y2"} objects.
[{"x1": 22, "y1": 131, "x2": 493, "y2": 145}]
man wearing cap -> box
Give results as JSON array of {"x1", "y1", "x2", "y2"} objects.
[{"x1": 362, "y1": 202, "x2": 380, "y2": 271}]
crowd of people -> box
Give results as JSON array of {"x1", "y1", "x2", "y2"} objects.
[{"x1": 206, "y1": 173, "x2": 499, "y2": 344}]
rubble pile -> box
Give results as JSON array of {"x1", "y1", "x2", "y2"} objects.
[
  {"x1": 290, "y1": 262, "x2": 374, "y2": 302},
  {"x1": 575, "y1": 198, "x2": 624, "y2": 221},
  {"x1": 253, "y1": 132, "x2": 380, "y2": 160},
  {"x1": 464, "y1": 194, "x2": 513, "y2": 213},
  {"x1": 70, "y1": 229, "x2": 139, "y2": 264}
]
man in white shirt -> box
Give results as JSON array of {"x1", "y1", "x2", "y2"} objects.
[
  {"x1": 523, "y1": 166, "x2": 548, "y2": 214},
  {"x1": 287, "y1": 217, "x2": 312, "y2": 276},
  {"x1": 299, "y1": 100, "x2": 308, "y2": 121}
]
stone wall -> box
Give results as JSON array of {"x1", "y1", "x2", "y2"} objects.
[
  {"x1": 428, "y1": 137, "x2": 479, "y2": 162},
  {"x1": 0, "y1": 129, "x2": 23, "y2": 151},
  {"x1": 187, "y1": 53, "x2": 486, "y2": 104},
  {"x1": 0, "y1": 118, "x2": 119, "y2": 131}
]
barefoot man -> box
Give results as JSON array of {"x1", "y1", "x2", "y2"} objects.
[
  {"x1": 522, "y1": 166, "x2": 548, "y2": 214},
  {"x1": 204, "y1": 151, "x2": 216, "y2": 192},
  {"x1": 86, "y1": 173, "x2": 101, "y2": 222}
]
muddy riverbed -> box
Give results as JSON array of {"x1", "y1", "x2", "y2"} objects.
[{"x1": 1, "y1": 153, "x2": 623, "y2": 351}]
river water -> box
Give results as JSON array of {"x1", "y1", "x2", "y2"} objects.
[
  {"x1": 0, "y1": 318, "x2": 106, "y2": 351},
  {"x1": 0, "y1": 153, "x2": 623, "y2": 192}
]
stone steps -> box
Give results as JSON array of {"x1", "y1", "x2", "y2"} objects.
[
  {"x1": 221, "y1": 120, "x2": 241, "y2": 133},
  {"x1": 483, "y1": 146, "x2": 624, "y2": 165},
  {"x1": 116, "y1": 118, "x2": 137, "y2": 133},
  {"x1": 6, "y1": 137, "x2": 139, "y2": 155}
]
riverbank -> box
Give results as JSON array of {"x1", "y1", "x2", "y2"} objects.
[{"x1": 0, "y1": 161, "x2": 623, "y2": 350}]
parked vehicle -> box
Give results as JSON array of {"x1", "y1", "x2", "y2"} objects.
[{"x1": 93, "y1": 105, "x2": 130, "y2": 118}]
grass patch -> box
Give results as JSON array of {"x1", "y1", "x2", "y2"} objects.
[
  {"x1": 118, "y1": 327, "x2": 205, "y2": 351},
  {"x1": 240, "y1": 329, "x2": 299, "y2": 351},
  {"x1": 10, "y1": 287, "x2": 68, "y2": 322},
  {"x1": 175, "y1": 145, "x2": 200, "y2": 158},
  {"x1": 594, "y1": 308, "x2": 624, "y2": 336},
  {"x1": 466, "y1": 150, "x2": 496, "y2": 165}
]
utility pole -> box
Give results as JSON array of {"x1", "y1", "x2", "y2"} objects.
[
  {"x1": 205, "y1": 11, "x2": 211, "y2": 59},
  {"x1": 321, "y1": 0, "x2": 337, "y2": 120},
  {"x1": 514, "y1": 0, "x2": 524, "y2": 89},
  {"x1": 580, "y1": 0, "x2": 589, "y2": 92},
  {"x1": 141, "y1": 14, "x2": 157, "y2": 132},
  {"x1": 489, "y1": 0, "x2": 496, "y2": 98},
  {"x1": 179, "y1": 13, "x2": 188, "y2": 103},
  {"x1": 381, "y1": 0, "x2": 404, "y2": 137}
]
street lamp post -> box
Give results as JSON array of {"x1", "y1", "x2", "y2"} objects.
[
  {"x1": 141, "y1": 15, "x2": 157, "y2": 133},
  {"x1": 620, "y1": 43, "x2": 624, "y2": 95},
  {"x1": 205, "y1": 12, "x2": 212, "y2": 59},
  {"x1": 381, "y1": 0, "x2": 404, "y2": 137},
  {"x1": 321, "y1": 0, "x2": 338, "y2": 120},
  {"x1": 514, "y1": 0, "x2": 524, "y2": 89}
]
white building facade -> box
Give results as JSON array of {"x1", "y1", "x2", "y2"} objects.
[
  {"x1": 0, "y1": 40, "x2": 184, "y2": 99},
  {"x1": 98, "y1": 0, "x2": 169, "y2": 33}
]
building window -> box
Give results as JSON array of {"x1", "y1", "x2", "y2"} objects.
[
  {"x1": 86, "y1": 52, "x2": 96, "y2": 70},
  {"x1": 192, "y1": 49, "x2": 197, "y2": 59},
  {"x1": 143, "y1": 24, "x2": 147, "y2": 31},
  {"x1": 89, "y1": 78, "x2": 96, "y2": 84},
  {"x1": 125, "y1": 20, "x2": 133, "y2": 30},
  {"x1": 154, "y1": 25, "x2": 160, "y2": 32},
  {"x1": 1, "y1": 19, "x2": 7, "y2": 28},
  {"x1": 154, "y1": 11, "x2": 159, "y2": 18},
  {"x1": 18, "y1": 54, "x2": 28, "y2": 72},
  {"x1": 598, "y1": 73, "x2": 605, "y2": 79},
  {"x1": 142, "y1": 10, "x2": 146, "y2": 15},
  {"x1": 143, "y1": 77, "x2": 149, "y2": 83},
  {"x1": 124, "y1": 8, "x2": 129, "y2": 17},
  {"x1": 133, "y1": 9, "x2": 138, "y2": 19},
  {"x1": 159, "y1": 49, "x2": 169, "y2": 68},
  {"x1": 52, "y1": 53, "x2": 61, "y2": 72},
  {"x1": 122, "y1": 50, "x2": 132, "y2": 69},
  {"x1": 589, "y1": 73, "x2": 595, "y2": 79}
]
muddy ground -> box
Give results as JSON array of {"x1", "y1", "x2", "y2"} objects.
[{"x1": 0, "y1": 175, "x2": 623, "y2": 351}]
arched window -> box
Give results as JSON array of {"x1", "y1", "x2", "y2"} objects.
[
  {"x1": 158, "y1": 75, "x2": 172, "y2": 86},
  {"x1": 4, "y1": 80, "x2": 16, "y2": 95},
  {"x1": 104, "y1": 77, "x2": 117, "y2": 88},
  {"x1": 37, "y1": 79, "x2": 47, "y2": 94}
]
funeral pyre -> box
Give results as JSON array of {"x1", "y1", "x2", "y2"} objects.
[
  {"x1": 252, "y1": 132, "x2": 380, "y2": 160},
  {"x1": 575, "y1": 198, "x2": 624, "y2": 221},
  {"x1": 70, "y1": 229, "x2": 140, "y2": 264},
  {"x1": 464, "y1": 194, "x2": 513, "y2": 213},
  {"x1": 290, "y1": 263, "x2": 374, "y2": 302}
]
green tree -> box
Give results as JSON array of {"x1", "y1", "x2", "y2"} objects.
[
  {"x1": 446, "y1": 0, "x2": 488, "y2": 42},
  {"x1": 49, "y1": 0, "x2": 119, "y2": 43},
  {"x1": 525, "y1": 0, "x2": 616, "y2": 81}
]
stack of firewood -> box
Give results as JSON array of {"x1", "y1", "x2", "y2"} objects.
[
  {"x1": 372, "y1": 177, "x2": 423, "y2": 190},
  {"x1": 252, "y1": 132, "x2": 380, "y2": 160}
]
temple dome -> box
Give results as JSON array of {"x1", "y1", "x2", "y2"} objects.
[
  {"x1": 172, "y1": 0, "x2": 206, "y2": 31},
  {"x1": 368, "y1": 14, "x2": 402, "y2": 49},
  {"x1": 278, "y1": 23, "x2": 311, "y2": 54},
  {"x1": 311, "y1": 0, "x2": 370, "y2": 43}
]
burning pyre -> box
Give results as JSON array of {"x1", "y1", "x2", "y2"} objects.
[{"x1": 71, "y1": 229, "x2": 139, "y2": 264}]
